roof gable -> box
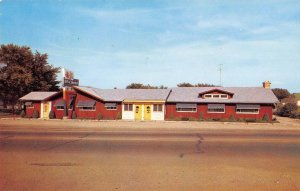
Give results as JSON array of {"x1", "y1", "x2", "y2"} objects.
[{"x1": 198, "y1": 88, "x2": 234, "y2": 96}]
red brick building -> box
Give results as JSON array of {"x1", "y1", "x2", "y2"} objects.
[{"x1": 19, "y1": 84, "x2": 278, "y2": 122}]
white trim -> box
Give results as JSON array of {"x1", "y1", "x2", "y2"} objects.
[
  {"x1": 176, "y1": 109, "x2": 197, "y2": 113},
  {"x1": 236, "y1": 109, "x2": 259, "y2": 114},
  {"x1": 40, "y1": 102, "x2": 43, "y2": 119},
  {"x1": 204, "y1": 94, "x2": 228, "y2": 99},
  {"x1": 207, "y1": 107, "x2": 225, "y2": 113},
  {"x1": 207, "y1": 111, "x2": 225, "y2": 113},
  {"x1": 236, "y1": 111, "x2": 259, "y2": 114}
]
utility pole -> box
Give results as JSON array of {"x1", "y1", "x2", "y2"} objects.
[{"x1": 219, "y1": 64, "x2": 223, "y2": 86}]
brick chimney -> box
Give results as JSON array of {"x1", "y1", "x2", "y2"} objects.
[{"x1": 262, "y1": 81, "x2": 271, "y2": 89}]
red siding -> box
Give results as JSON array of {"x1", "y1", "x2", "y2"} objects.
[
  {"x1": 51, "y1": 98, "x2": 65, "y2": 119},
  {"x1": 75, "y1": 92, "x2": 122, "y2": 120},
  {"x1": 50, "y1": 91, "x2": 76, "y2": 119},
  {"x1": 25, "y1": 102, "x2": 41, "y2": 118},
  {"x1": 165, "y1": 103, "x2": 273, "y2": 121}
]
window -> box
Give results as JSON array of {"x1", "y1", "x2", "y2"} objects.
[
  {"x1": 25, "y1": 102, "x2": 34, "y2": 108},
  {"x1": 176, "y1": 103, "x2": 197, "y2": 112},
  {"x1": 77, "y1": 100, "x2": 96, "y2": 111},
  {"x1": 105, "y1": 103, "x2": 117, "y2": 110},
  {"x1": 124, "y1": 104, "x2": 133, "y2": 111},
  {"x1": 78, "y1": 106, "x2": 96, "y2": 111},
  {"x1": 153, "y1": 104, "x2": 163, "y2": 112},
  {"x1": 236, "y1": 109, "x2": 259, "y2": 114},
  {"x1": 204, "y1": 94, "x2": 228, "y2": 99},
  {"x1": 207, "y1": 104, "x2": 225, "y2": 113},
  {"x1": 236, "y1": 104, "x2": 260, "y2": 114},
  {"x1": 56, "y1": 106, "x2": 65, "y2": 110},
  {"x1": 54, "y1": 100, "x2": 66, "y2": 110}
]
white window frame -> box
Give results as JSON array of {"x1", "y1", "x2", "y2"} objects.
[
  {"x1": 207, "y1": 108, "x2": 225, "y2": 113},
  {"x1": 153, "y1": 104, "x2": 163, "y2": 112},
  {"x1": 204, "y1": 94, "x2": 228, "y2": 99},
  {"x1": 176, "y1": 104, "x2": 197, "y2": 113},
  {"x1": 55, "y1": 106, "x2": 65, "y2": 110},
  {"x1": 106, "y1": 106, "x2": 117, "y2": 110},
  {"x1": 236, "y1": 108, "x2": 259, "y2": 114},
  {"x1": 77, "y1": 106, "x2": 96, "y2": 111},
  {"x1": 124, "y1": 104, "x2": 133, "y2": 111}
]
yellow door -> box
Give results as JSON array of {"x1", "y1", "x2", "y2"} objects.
[
  {"x1": 144, "y1": 105, "x2": 151, "y2": 120},
  {"x1": 43, "y1": 102, "x2": 50, "y2": 119},
  {"x1": 135, "y1": 105, "x2": 142, "y2": 120}
]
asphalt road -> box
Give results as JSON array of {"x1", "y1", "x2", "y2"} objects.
[{"x1": 1, "y1": 125, "x2": 300, "y2": 191}]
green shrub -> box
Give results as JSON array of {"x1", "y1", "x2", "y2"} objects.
[
  {"x1": 97, "y1": 113, "x2": 103, "y2": 120},
  {"x1": 237, "y1": 118, "x2": 245, "y2": 122},
  {"x1": 212, "y1": 118, "x2": 221, "y2": 121},
  {"x1": 181, "y1": 117, "x2": 189, "y2": 121},
  {"x1": 72, "y1": 112, "x2": 77, "y2": 119},
  {"x1": 189, "y1": 117, "x2": 196, "y2": 121},
  {"x1": 169, "y1": 113, "x2": 174, "y2": 120},
  {"x1": 116, "y1": 112, "x2": 122, "y2": 120},
  {"x1": 33, "y1": 110, "x2": 39, "y2": 118},
  {"x1": 262, "y1": 114, "x2": 270, "y2": 122},
  {"x1": 49, "y1": 110, "x2": 55, "y2": 119},
  {"x1": 278, "y1": 103, "x2": 297, "y2": 117},
  {"x1": 20, "y1": 110, "x2": 26, "y2": 118},
  {"x1": 245, "y1": 118, "x2": 257, "y2": 123},
  {"x1": 63, "y1": 108, "x2": 68, "y2": 117},
  {"x1": 199, "y1": 112, "x2": 204, "y2": 121},
  {"x1": 229, "y1": 115, "x2": 235, "y2": 122},
  {"x1": 175, "y1": 117, "x2": 181, "y2": 121}
]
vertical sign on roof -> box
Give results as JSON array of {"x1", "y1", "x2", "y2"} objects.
[{"x1": 59, "y1": 68, "x2": 79, "y2": 87}]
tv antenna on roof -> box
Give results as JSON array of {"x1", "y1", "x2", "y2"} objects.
[{"x1": 218, "y1": 64, "x2": 223, "y2": 86}]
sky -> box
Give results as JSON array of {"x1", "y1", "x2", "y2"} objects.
[{"x1": 0, "y1": 0, "x2": 299, "y2": 92}]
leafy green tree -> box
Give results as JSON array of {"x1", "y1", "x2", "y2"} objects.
[
  {"x1": 177, "y1": 82, "x2": 194, "y2": 87},
  {"x1": 194, "y1": 83, "x2": 216, "y2": 87},
  {"x1": 278, "y1": 103, "x2": 297, "y2": 117},
  {"x1": 0, "y1": 44, "x2": 60, "y2": 110},
  {"x1": 177, "y1": 82, "x2": 216, "y2": 87},
  {"x1": 272, "y1": 88, "x2": 290, "y2": 101},
  {"x1": 126, "y1": 83, "x2": 167, "y2": 89}
]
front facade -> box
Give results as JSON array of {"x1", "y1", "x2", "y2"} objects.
[
  {"x1": 122, "y1": 100, "x2": 166, "y2": 120},
  {"x1": 19, "y1": 84, "x2": 278, "y2": 122},
  {"x1": 165, "y1": 87, "x2": 277, "y2": 121}
]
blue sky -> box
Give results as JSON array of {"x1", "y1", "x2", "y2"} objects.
[{"x1": 0, "y1": 0, "x2": 299, "y2": 92}]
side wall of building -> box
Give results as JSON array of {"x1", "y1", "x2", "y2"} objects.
[
  {"x1": 25, "y1": 102, "x2": 41, "y2": 118},
  {"x1": 165, "y1": 103, "x2": 273, "y2": 121},
  {"x1": 74, "y1": 92, "x2": 122, "y2": 119}
]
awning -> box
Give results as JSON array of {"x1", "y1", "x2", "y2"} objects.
[
  {"x1": 77, "y1": 100, "x2": 96, "y2": 107},
  {"x1": 54, "y1": 100, "x2": 66, "y2": 107},
  {"x1": 105, "y1": 103, "x2": 117, "y2": 107},
  {"x1": 208, "y1": 104, "x2": 225, "y2": 109},
  {"x1": 236, "y1": 104, "x2": 260, "y2": 109},
  {"x1": 176, "y1": 103, "x2": 197, "y2": 108},
  {"x1": 25, "y1": 101, "x2": 33, "y2": 106}
]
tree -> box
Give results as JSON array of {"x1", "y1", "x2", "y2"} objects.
[
  {"x1": 177, "y1": 82, "x2": 194, "y2": 87},
  {"x1": 177, "y1": 82, "x2": 216, "y2": 87},
  {"x1": 194, "y1": 83, "x2": 216, "y2": 87},
  {"x1": 278, "y1": 103, "x2": 297, "y2": 117},
  {"x1": 126, "y1": 83, "x2": 167, "y2": 89},
  {"x1": 272, "y1": 88, "x2": 290, "y2": 101},
  {"x1": 0, "y1": 44, "x2": 60, "y2": 110}
]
